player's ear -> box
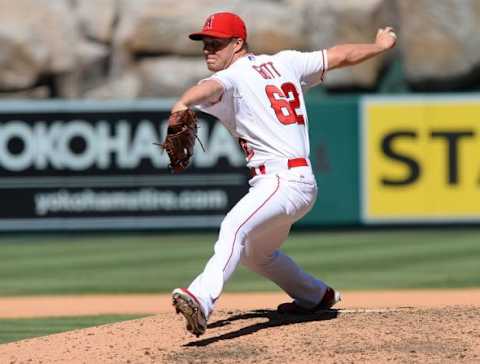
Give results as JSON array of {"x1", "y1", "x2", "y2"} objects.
[{"x1": 233, "y1": 38, "x2": 244, "y2": 52}]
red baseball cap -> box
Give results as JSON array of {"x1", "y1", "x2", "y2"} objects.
[{"x1": 189, "y1": 12, "x2": 247, "y2": 41}]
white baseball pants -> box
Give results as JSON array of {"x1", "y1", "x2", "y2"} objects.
[{"x1": 187, "y1": 165, "x2": 328, "y2": 318}]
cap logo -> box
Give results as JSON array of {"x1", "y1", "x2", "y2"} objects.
[{"x1": 204, "y1": 15, "x2": 214, "y2": 30}]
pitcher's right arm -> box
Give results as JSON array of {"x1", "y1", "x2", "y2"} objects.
[{"x1": 326, "y1": 27, "x2": 397, "y2": 70}]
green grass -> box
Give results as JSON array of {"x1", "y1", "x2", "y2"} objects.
[
  {"x1": 0, "y1": 228, "x2": 479, "y2": 295},
  {"x1": 0, "y1": 315, "x2": 148, "y2": 345}
]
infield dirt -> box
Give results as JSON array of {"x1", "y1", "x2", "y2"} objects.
[{"x1": 1, "y1": 289, "x2": 479, "y2": 363}]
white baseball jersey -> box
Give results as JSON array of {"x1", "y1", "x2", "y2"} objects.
[{"x1": 196, "y1": 50, "x2": 328, "y2": 168}]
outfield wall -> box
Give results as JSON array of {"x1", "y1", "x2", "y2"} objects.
[{"x1": 0, "y1": 96, "x2": 479, "y2": 231}]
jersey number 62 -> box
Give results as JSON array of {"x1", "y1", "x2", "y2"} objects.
[{"x1": 265, "y1": 82, "x2": 305, "y2": 125}]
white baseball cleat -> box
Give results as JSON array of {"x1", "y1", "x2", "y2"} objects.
[{"x1": 172, "y1": 288, "x2": 207, "y2": 337}]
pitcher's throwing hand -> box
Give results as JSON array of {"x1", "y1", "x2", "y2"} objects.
[{"x1": 376, "y1": 27, "x2": 398, "y2": 50}]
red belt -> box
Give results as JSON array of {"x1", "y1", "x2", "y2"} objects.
[{"x1": 250, "y1": 158, "x2": 308, "y2": 177}]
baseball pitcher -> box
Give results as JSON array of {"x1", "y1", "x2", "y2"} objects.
[{"x1": 163, "y1": 12, "x2": 397, "y2": 337}]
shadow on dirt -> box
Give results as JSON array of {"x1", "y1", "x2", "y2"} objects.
[{"x1": 184, "y1": 309, "x2": 338, "y2": 347}]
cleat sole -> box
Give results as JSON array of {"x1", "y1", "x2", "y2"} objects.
[{"x1": 172, "y1": 290, "x2": 207, "y2": 337}]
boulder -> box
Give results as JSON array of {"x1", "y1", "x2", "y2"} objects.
[
  {"x1": 55, "y1": 41, "x2": 110, "y2": 98},
  {"x1": 138, "y1": 56, "x2": 211, "y2": 97},
  {"x1": 84, "y1": 71, "x2": 142, "y2": 99},
  {"x1": 305, "y1": 0, "x2": 390, "y2": 88},
  {"x1": 0, "y1": 0, "x2": 79, "y2": 90},
  {"x1": 396, "y1": 0, "x2": 480, "y2": 85},
  {"x1": 232, "y1": 0, "x2": 308, "y2": 53},
  {"x1": 74, "y1": 0, "x2": 117, "y2": 43},
  {"x1": 115, "y1": 0, "x2": 213, "y2": 56},
  {"x1": 0, "y1": 29, "x2": 46, "y2": 89}
]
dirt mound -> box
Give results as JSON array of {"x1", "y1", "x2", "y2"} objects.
[
  {"x1": 0, "y1": 307, "x2": 480, "y2": 363},
  {"x1": 1, "y1": 290, "x2": 480, "y2": 363},
  {"x1": 1, "y1": 307, "x2": 479, "y2": 363}
]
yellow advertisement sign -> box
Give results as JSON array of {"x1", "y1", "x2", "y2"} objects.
[{"x1": 362, "y1": 97, "x2": 480, "y2": 222}]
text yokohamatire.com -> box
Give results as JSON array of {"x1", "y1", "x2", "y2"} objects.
[{"x1": 34, "y1": 189, "x2": 228, "y2": 216}]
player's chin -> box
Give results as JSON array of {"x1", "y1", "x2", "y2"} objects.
[
  {"x1": 205, "y1": 60, "x2": 221, "y2": 72},
  {"x1": 206, "y1": 64, "x2": 219, "y2": 72}
]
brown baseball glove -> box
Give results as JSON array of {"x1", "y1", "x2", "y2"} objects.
[{"x1": 157, "y1": 109, "x2": 198, "y2": 173}]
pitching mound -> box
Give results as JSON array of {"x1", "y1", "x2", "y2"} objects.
[{"x1": 1, "y1": 291, "x2": 480, "y2": 363}]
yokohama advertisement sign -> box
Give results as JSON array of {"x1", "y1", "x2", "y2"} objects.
[{"x1": 0, "y1": 100, "x2": 248, "y2": 231}]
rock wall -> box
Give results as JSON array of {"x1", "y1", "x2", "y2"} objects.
[{"x1": 0, "y1": 0, "x2": 478, "y2": 99}]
